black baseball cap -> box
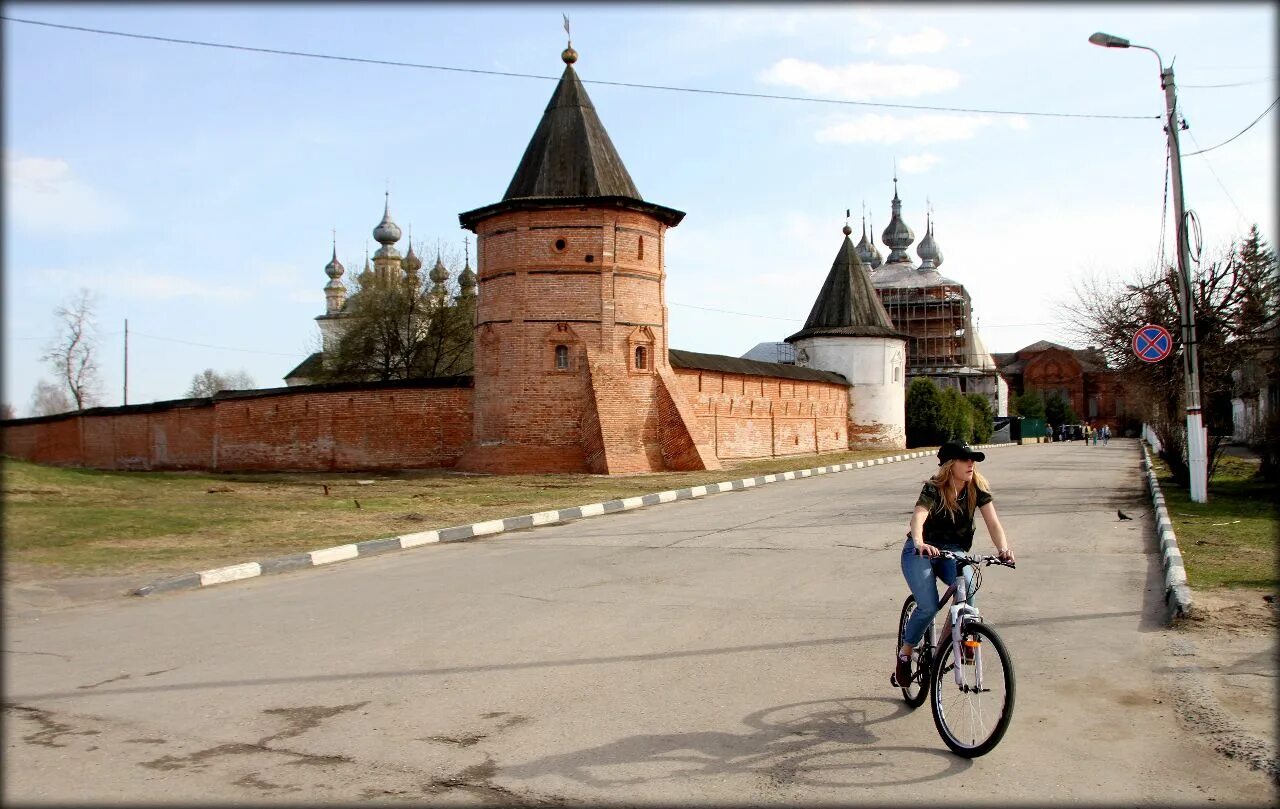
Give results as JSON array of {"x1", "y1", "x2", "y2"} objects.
[{"x1": 938, "y1": 441, "x2": 986, "y2": 464}]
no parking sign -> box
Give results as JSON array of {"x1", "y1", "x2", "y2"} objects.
[{"x1": 1133, "y1": 324, "x2": 1173, "y2": 363}]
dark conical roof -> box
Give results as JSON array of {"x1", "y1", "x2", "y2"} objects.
[
  {"x1": 785, "y1": 235, "x2": 907, "y2": 343},
  {"x1": 503, "y1": 63, "x2": 641, "y2": 200},
  {"x1": 459, "y1": 54, "x2": 684, "y2": 230}
]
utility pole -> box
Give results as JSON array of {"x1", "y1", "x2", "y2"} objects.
[
  {"x1": 1162, "y1": 64, "x2": 1208, "y2": 503},
  {"x1": 123, "y1": 319, "x2": 129, "y2": 406},
  {"x1": 1089, "y1": 31, "x2": 1207, "y2": 502}
]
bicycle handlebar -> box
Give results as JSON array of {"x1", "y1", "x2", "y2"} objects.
[{"x1": 935, "y1": 549, "x2": 1016, "y2": 570}]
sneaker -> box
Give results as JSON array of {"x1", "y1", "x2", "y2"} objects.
[{"x1": 894, "y1": 653, "x2": 913, "y2": 687}]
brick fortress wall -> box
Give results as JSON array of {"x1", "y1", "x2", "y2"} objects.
[
  {"x1": 671, "y1": 367, "x2": 850, "y2": 459},
  {"x1": 1, "y1": 379, "x2": 472, "y2": 472},
  {"x1": 1, "y1": 369, "x2": 851, "y2": 472}
]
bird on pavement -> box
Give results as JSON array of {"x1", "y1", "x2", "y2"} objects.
[{"x1": 1117, "y1": 510, "x2": 1133, "y2": 521}]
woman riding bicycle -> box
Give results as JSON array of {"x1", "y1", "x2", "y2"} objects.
[{"x1": 895, "y1": 441, "x2": 1015, "y2": 689}]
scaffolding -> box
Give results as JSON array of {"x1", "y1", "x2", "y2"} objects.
[
  {"x1": 876, "y1": 283, "x2": 970, "y2": 375},
  {"x1": 871, "y1": 268, "x2": 1003, "y2": 414}
]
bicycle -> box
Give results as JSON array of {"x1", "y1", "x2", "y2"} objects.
[{"x1": 891, "y1": 549, "x2": 1016, "y2": 757}]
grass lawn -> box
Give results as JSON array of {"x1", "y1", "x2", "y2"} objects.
[
  {"x1": 2, "y1": 447, "x2": 922, "y2": 580},
  {"x1": 1150, "y1": 453, "x2": 1279, "y2": 590}
]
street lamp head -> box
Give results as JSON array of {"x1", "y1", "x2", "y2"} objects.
[{"x1": 1089, "y1": 31, "x2": 1131, "y2": 48}]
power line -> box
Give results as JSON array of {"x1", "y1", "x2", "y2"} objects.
[
  {"x1": 669, "y1": 302, "x2": 800, "y2": 322},
  {"x1": 1181, "y1": 77, "x2": 1276, "y2": 89},
  {"x1": 130, "y1": 330, "x2": 308, "y2": 357},
  {"x1": 2, "y1": 15, "x2": 1158, "y2": 121},
  {"x1": 1184, "y1": 129, "x2": 1251, "y2": 229},
  {"x1": 1184, "y1": 96, "x2": 1279, "y2": 156}
]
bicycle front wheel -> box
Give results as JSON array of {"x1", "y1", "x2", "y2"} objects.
[
  {"x1": 896, "y1": 595, "x2": 929, "y2": 708},
  {"x1": 930, "y1": 622, "x2": 1015, "y2": 757}
]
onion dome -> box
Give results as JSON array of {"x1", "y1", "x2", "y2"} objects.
[
  {"x1": 917, "y1": 213, "x2": 944, "y2": 270},
  {"x1": 373, "y1": 192, "x2": 402, "y2": 246},
  {"x1": 867, "y1": 214, "x2": 884, "y2": 269},
  {"x1": 402, "y1": 237, "x2": 422, "y2": 274},
  {"x1": 854, "y1": 212, "x2": 875, "y2": 267},
  {"x1": 458, "y1": 241, "x2": 477, "y2": 296},
  {"x1": 324, "y1": 241, "x2": 345, "y2": 280},
  {"x1": 429, "y1": 253, "x2": 449, "y2": 285},
  {"x1": 881, "y1": 176, "x2": 915, "y2": 264}
]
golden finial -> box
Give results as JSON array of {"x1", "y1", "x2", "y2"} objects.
[{"x1": 562, "y1": 14, "x2": 577, "y2": 64}]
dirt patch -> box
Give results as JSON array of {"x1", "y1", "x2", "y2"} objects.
[{"x1": 1178, "y1": 587, "x2": 1278, "y2": 635}]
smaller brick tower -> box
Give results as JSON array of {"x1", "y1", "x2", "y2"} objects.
[{"x1": 456, "y1": 45, "x2": 713, "y2": 474}]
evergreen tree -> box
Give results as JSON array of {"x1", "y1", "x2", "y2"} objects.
[
  {"x1": 967, "y1": 393, "x2": 994, "y2": 443},
  {"x1": 1044, "y1": 391, "x2": 1077, "y2": 427},
  {"x1": 941, "y1": 387, "x2": 973, "y2": 442},
  {"x1": 1012, "y1": 390, "x2": 1045, "y2": 420},
  {"x1": 906, "y1": 377, "x2": 947, "y2": 448}
]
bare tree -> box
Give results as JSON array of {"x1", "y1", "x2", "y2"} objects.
[
  {"x1": 30, "y1": 379, "x2": 72, "y2": 417},
  {"x1": 317, "y1": 242, "x2": 474, "y2": 383},
  {"x1": 1063, "y1": 226, "x2": 1277, "y2": 486},
  {"x1": 41, "y1": 288, "x2": 101, "y2": 410},
  {"x1": 186, "y1": 368, "x2": 256, "y2": 398}
]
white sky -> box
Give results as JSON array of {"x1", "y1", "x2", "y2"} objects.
[{"x1": 4, "y1": 3, "x2": 1276, "y2": 415}]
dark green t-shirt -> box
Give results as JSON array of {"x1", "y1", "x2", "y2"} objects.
[{"x1": 915, "y1": 482, "x2": 993, "y2": 551}]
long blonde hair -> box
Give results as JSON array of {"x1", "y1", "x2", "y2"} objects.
[{"x1": 928, "y1": 460, "x2": 991, "y2": 519}]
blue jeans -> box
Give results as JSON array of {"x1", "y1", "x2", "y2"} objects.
[{"x1": 900, "y1": 536, "x2": 974, "y2": 647}]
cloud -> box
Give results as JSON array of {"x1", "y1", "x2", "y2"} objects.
[
  {"x1": 26, "y1": 252, "x2": 323, "y2": 309},
  {"x1": 887, "y1": 27, "x2": 949, "y2": 56},
  {"x1": 684, "y1": 9, "x2": 871, "y2": 44},
  {"x1": 3, "y1": 151, "x2": 129, "y2": 235},
  {"x1": 814, "y1": 113, "x2": 1031, "y2": 145},
  {"x1": 758, "y1": 59, "x2": 961, "y2": 99},
  {"x1": 898, "y1": 153, "x2": 941, "y2": 174},
  {"x1": 814, "y1": 113, "x2": 989, "y2": 145}
]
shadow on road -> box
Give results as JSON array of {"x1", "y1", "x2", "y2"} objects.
[{"x1": 500, "y1": 696, "x2": 971, "y2": 790}]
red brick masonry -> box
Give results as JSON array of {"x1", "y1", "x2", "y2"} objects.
[
  {"x1": 1, "y1": 379, "x2": 473, "y2": 472},
  {"x1": 1, "y1": 369, "x2": 850, "y2": 472}
]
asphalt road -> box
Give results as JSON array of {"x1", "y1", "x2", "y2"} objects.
[{"x1": 3, "y1": 439, "x2": 1271, "y2": 805}]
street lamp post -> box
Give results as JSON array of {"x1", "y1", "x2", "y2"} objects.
[{"x1": 1090, "y1": 31, "x2": 1208, "y2": 503}]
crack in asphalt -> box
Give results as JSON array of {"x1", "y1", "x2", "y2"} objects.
[{"x1": 3, "y1": 703, "x2": 102, "y2": 747}]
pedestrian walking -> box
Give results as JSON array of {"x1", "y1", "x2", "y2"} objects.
[{"x1": 1101, "y1": 424, "x2": 1111, "y2": 446}]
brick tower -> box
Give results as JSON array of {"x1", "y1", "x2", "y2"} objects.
[{"x1": 456, "y1": 45, "x2": 715, "y2": 474}]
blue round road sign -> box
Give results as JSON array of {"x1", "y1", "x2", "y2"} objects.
[{"x1": 1133, "y1": 324, "x2": 1173, "y2": 363}]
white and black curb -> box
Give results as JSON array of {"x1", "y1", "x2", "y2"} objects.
[
  {"x1": 134, "y1": 443, "x2": 1015, "y2": 597},
  {"x1": 1141, "y1": 441, "x2": 1195, "y2": 621}
]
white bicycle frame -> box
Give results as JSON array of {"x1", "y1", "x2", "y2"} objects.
[{"x1": 927, "y1": 564, "x2": 984, "y2": 691}]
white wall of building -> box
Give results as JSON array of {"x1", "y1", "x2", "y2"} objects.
[{"x1": 794, "y1": 335, "x2": 907, "y2": 447}]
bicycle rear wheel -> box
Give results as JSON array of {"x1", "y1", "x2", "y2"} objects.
[
  {"x1": 895, "y1": 595, "x2": 930, "y2": 708},
  {"x1": 930, "y1": 622, "x2": 1014, "y2": 757}
]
